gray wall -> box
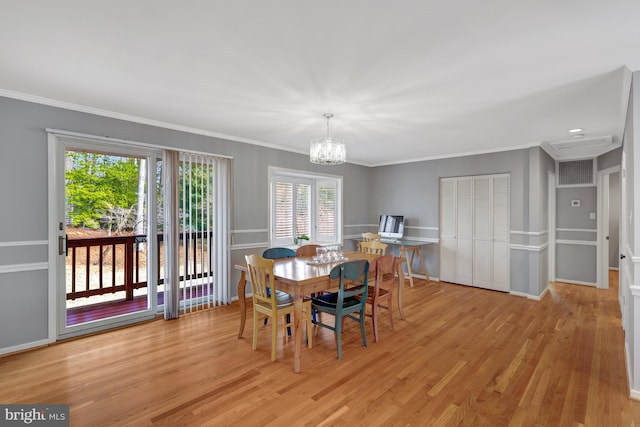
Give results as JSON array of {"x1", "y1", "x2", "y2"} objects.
[
  {"x1": 0, "y1": 95, "x2": 373, "y2": 351},
  {"x1": 0, "y1": 93, "x2": 594, "y2": 353},
  {"x1": 555, "y1": 186, "x2": 598, "y2": 284},
  {"x1": 609, "y1": 172, "x2": 620, "y2": 268},
  {"x1": 368, "y1": 146, "x2": 552, "y2": 297}
]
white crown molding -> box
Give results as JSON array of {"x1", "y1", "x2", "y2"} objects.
[
  {"x1": 371, "y1": 141, "x2": 541, "y2": 167},
  {"x1": 2, "y1": 89, "x2": 374, "y2": 166}
]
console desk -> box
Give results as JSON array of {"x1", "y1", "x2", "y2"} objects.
[{"x1": 354, "y1": 238, "x2": 432, "y2": 287}]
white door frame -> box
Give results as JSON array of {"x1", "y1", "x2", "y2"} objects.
[
  {"x1": 47, "y1": 131, "x2": 160, "y2": 342},
  {"x1": 548, "y1": 171, "x2": 556, "y2": 283},
  {"x1": 597, "y1": 165, "x2": 621, "y2": 289}
]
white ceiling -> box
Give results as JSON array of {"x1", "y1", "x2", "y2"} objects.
[{"x1": 1, "y1": 1, "x2": 640, "y2": 166}]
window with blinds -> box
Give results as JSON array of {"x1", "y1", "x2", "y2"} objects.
[{"x1": 270, "y1": 169, "x2": 342, "y2": 246}]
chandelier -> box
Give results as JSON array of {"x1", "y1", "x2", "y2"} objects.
[{"x1": 310, "y1": 113, "x2": 346, "y2": 165}]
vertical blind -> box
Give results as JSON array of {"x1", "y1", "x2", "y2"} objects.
[{"x1": 164, "y1": 150, "x2": 231, "y2": 318}]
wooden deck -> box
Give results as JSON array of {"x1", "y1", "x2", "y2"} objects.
[
  {"x1": 3, "y1": 271, "x2": 639, "y2": 426},
  {"x1": 66, "y1": 293, "x2": 162, "y2": 325}
]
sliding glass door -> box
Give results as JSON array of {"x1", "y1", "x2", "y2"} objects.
[{"x1": 50, "y1": 133, "x2": 160, "y2": 339}]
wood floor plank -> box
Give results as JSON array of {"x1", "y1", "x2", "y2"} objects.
[{"x1": 1, "y1": 272, "x2": 639, "y2": 426}]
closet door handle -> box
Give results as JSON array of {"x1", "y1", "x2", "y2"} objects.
[{"x1": 620, "y1": 254, "x2": 626, "y2": 260}]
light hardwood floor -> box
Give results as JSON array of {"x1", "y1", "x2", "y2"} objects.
[{"x1": 1, "y1": 272, "x2": 638, "y2": 426}]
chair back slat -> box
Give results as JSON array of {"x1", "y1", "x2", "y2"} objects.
[
  {"x1": 296, "y1": 244, "x2": 321, "y2": 257},
  {"x1": 245, "y1": 254, "x2": 276, "y2": 305},
  {"x1": 373, "y1": 254, "x2": 396, "y2": 297},
  {"x1": 359, "y1": 240, "x2": 388, "y2": 256},
  {"x1": 362, "y1": 232, "x2": 381, "y2": 242}
]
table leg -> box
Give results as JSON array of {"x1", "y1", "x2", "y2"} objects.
[
  {"x1": 416, "y1": 246, "x2": 430, "y2": 282},
  {"x1": 293, "y1": 288, "x2": 303, "y2": 373},
  {"x1": 237, "y1": 270, "x2": 247, "y2": 339},
  {"x1": 396, "y1": 262, "x2": 406, "y2": 320},
  {"x1": 400, "y1": 246, "x2": 415, "y2": 287}
]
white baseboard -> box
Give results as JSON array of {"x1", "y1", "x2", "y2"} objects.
[
  {"x1": 554, "y1": 278, "x2": 597, "y2": 287},
  {"x1": 625, "y1": 342, "x2": 638, "y2": 400},
  {"x1": 0, "y1": 339, "x2": 49, "y2": 356},
  {"x1": 510, "y1": 287, "x2": 548, "y2": 301}
]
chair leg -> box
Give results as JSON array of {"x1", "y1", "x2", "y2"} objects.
[
  {"x1": 360, "y1": 311, "x2": 368, "y2": 348},
  {"x1": 252, "y1": 309, "x2": 259, "y2": 350},
  {"x1": 372, "y1": 303, "x2": 379, "y2": 342},
  {"x1": 335, "y1": 316, "x2": 343, "y2": 360},
  {"x1": 271, "y1": 315, "x2": 278, "y2": 362},
  {"x1": 306, "y1": 317, "x2": 313, "y2": 349},
  {"x1": 388, "y1": 300, "x2": 395, "y2": 332}
]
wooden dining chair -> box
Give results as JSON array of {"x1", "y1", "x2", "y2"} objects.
[
  {"x1": 261, "y1": 247, "x2": 297, "y2": 331},
  {"x1": 311, "y1": 260, "x2": 369, "y2": 360},
  {"x1": 262, "y1": 247, "x2": 296, "y2": 259},
  {"x1": 245, "y1": 254, "x2": 312, "y2": 361},
  {"x1": 362, "y1": 232, "x2": 381, "y2": 242},
  {"x1": 295, "y1": 244, "x2": 321, "y2": 257},
  {"x1": 360, "y1": 254, "x2": 399, "y2": 342},
  {"x1": 359, "y1": 240, "x2": 388, "y2": 256}
]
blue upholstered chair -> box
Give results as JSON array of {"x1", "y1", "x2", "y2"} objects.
[
  {"x1": 311, "y1": 260, "x2": 369, "y2": 360},
  {"x1": 262, "y1": 247, "x2": 296, "y2": 259}
]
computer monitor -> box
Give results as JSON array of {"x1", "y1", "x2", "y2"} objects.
[{"x1": 378, "y1": 215, "x2": 405, "y2": 239}]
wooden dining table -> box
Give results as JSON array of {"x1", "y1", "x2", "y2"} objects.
[{"x1": 235, "y1": 251, "x2": 405, "y2": 373}]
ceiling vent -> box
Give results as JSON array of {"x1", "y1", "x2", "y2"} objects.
[
  {"x1": 542, "y1": 135, "x2": 616, "y2": 160},
  {"x1": 557, "y1": 159, "x2": 595, "y2": 186}
]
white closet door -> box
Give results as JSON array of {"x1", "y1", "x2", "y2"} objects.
[
  {"x1": 439, "y1": 174, "x2": 510, "y2": 291},
  {"x1": 473, "y1": 176, "x2": 493, "y2": 287},
  {"x1": 492, "y1": 175, "x2": 510, "y2": 291},
  {"x1": 455, "y1": 177, "x2": 473, "y2": 285},
  {"x1": 439, "y1": 178, "x2": 457, "y2": 283}
]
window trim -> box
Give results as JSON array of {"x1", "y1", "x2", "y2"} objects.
[{"x1": 268, "y1": 167, "x2": 343, "y2": 247}]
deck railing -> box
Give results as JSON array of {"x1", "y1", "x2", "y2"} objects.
[{"x1": 66, "y1": 232, "x2": 214, "y2": 301}]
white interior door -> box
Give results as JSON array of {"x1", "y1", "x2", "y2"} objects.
[
  {"x1": 439, "y1": 178, "x2": 457, "y2": 283},
  {"x1": 439, "y1": 174, "x2": 510, "y2": 291},
  {"x1": 456, "y1": 177, "x2": 473, "y2": 285},
  {"x1": 492, "y1": 175, "x2": 510, "y2": 291},
  {"x1": 473, "y1": 176, "x2": 493, "y2": 287}
]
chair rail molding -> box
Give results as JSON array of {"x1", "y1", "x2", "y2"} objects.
[{"x1": 0, "y1": 240, "x2": 48, "y2": 247}]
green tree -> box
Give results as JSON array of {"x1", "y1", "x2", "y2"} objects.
[
  {"x1": 179, "y1": 162, "x2": 214, "y2": 231},
  {"x1": 66, "y1": 151, "x2": 141, "y2": 230}
]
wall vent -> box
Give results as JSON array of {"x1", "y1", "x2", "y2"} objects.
[{"x1": 557, "y1": 159, "x2": 595, "y2": 186}]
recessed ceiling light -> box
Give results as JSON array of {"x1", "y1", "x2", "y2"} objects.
[{"x1": 569, "y1": 128, "x2": 583, "y2": 133}]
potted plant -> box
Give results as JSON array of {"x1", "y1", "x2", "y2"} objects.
[{"x1": 294, "y1": 234, "x2": 309, "y2": 245}]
